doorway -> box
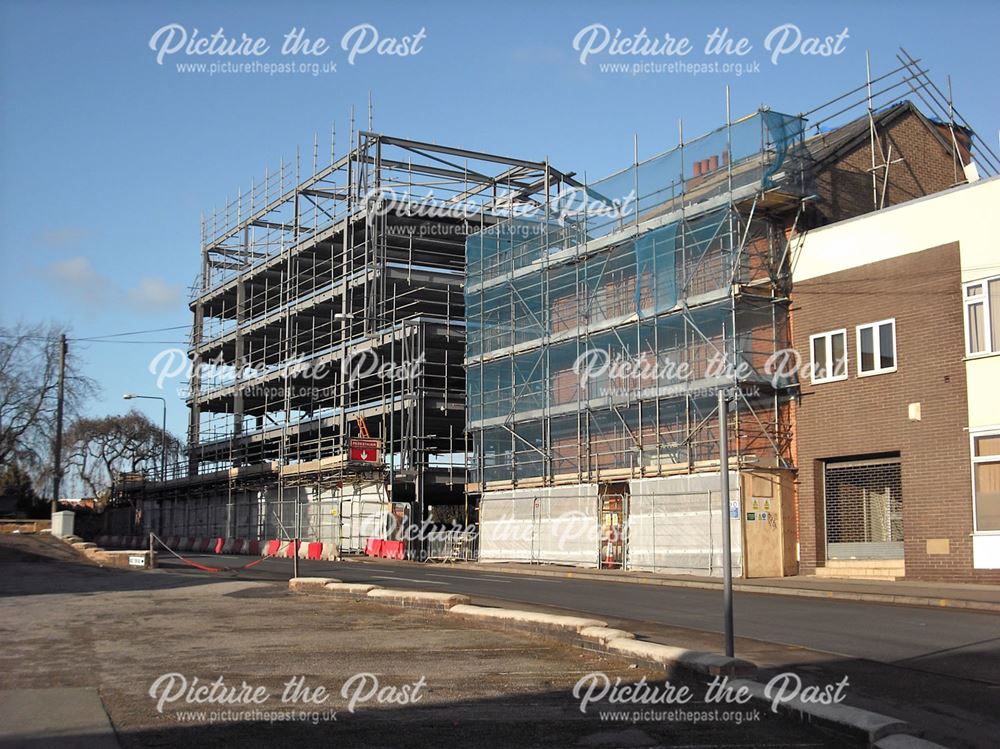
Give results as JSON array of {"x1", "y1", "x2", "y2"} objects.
[{"x1": 824, "y1": 457, "x2": 903, "y2": 560}]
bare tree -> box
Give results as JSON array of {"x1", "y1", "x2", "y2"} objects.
[
  {"x1": 65, "y1": 410, "x2": 183, "y2": 500},
  {"x1": 0, "y1": 323, "x2": 97, "y2": 493}
]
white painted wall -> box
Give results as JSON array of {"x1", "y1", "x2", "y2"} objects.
[{"x1": 792, "y1": 175, "x2": 1000, "y2": 283}]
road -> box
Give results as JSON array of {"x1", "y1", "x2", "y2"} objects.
[
  {"x1": 8, "y1": 534, "x2": 840, "y2": 749},
  {"x1": 158, "y1": 552, "x2": 1000, "y2": 748},
  {"x1": 161, "y1": 553, "x2": 1000, "y2": 678}
]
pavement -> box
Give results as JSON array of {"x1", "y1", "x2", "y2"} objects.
[
  {"x1": 0, "y1": 534, "x2": 844, "y2": 748},
  {"x1": 146, "y1": 551, "x2": 1000, "y2": 748},
  {"x1": 0, "y1": 688, "x2": 118, "y2": 748}
]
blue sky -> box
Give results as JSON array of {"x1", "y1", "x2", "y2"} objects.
[{"x1": 1, "y1": 0, "x2": 998, "y2": 438}]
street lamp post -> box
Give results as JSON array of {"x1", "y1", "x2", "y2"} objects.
[
  {"x1": 718, "y1": 389, "x2": 735, "y2": 658},
  {"x1": 123, "y1": 393, "x2": 167, "y2": 482}
]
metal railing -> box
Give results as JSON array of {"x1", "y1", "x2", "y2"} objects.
[{"x1": 424, "y1": 528, "x2": 478, "y2": 562}]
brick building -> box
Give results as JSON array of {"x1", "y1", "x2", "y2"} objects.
[{"x1": 791, "y1": 176, "x2": 1000, "y2": 582}]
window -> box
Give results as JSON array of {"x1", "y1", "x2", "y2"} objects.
[
  {"x1": 964, "y1": 276, "x2": 1000, "y2": 355},
  {"x1": 809, "y1": 329, "x2": 847, "y2": 383},
  {"x1": 857, "y1": 319, "x2": 896, "y2": 376},
  {"x1": 972, "y1": 433, "x2": 1000, "y2": 532}
]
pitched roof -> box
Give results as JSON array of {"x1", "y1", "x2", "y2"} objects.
[{"x1": 804, "y1": 100, "x2": 964, "y2": 167}]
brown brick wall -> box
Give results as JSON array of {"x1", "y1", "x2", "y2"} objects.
[
  {"x1": 792, "y1": 243, "x2": 999, "y2": 583},
  {"x1": 813, "y1": 109, "x2": 962, "y2": 225}
]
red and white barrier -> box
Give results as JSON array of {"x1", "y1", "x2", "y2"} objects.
[
  {"x1": 364, "y1": 538, "x2": 405, "y2": 560},
  {"x1": 138, "y1": 535, "x2": 346, "y2": 560}
]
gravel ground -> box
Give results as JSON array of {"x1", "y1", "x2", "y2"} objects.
[{"x1": 0, "y1": 534, "x2": 843, "y2": 748}]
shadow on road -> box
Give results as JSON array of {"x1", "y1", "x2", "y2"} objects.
[{"x1": 0, "y1": 535, "x2": 242, "y2": 598}]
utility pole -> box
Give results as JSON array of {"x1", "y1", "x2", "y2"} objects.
[
  {"x1": 51, "y1": 334, "x2": 67, "y2": 515},
  {"x1": 718, "y1": 389, "x2": 735, "y2": 657}
]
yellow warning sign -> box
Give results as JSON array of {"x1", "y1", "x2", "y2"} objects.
[
  {"x1": 764, "y1": 500, "x2": 771, "y2": 511},
  {"x1": 752, "y1": 499, "x2": 759, "y2": 510}
]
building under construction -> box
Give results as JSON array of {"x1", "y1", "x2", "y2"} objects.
[
  {"x1": 112, "y1": 51, "x2": 995, "y2": 570},
  {"x1": 114, "y1": 130, "x2": 578, "y2": 552},
  {"x1": 468, "y1": 51, "x2": 996, "y2": 574}
]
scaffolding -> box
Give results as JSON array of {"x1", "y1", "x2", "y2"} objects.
[
  {"x1": 465, "y1": 107, "x2": 808, "y2": 491},
  {"x1": 119, "y1": 128, "x2": 578, "y2": 546},
  {"x1": 112, "y1": 49, "x2": 997, "y2": 556},
  {"x1": 466, "y1": 52, "x2": 998, "y2": 573},
  {"x1": 464, "y1": 50, "x2": 999, "y2": 494}
]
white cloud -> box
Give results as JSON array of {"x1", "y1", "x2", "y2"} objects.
[
  {"x1": 42, "y1": 256, "x2": 181, "y2": 315},
  {"x1": 45, "y1": 256, "x2": 113, "y2": 307},
  {"x1": 128, "y1": 276, "x2": 181, "y2": 309}
]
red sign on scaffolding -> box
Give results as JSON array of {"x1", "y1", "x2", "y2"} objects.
[{"x1": 349, "y1": 438, "x2": 381, "y2": 464}]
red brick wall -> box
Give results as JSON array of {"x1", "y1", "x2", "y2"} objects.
[
  {"x1": 813, "y1": 108, "x2": 962, "y2": 225},
  {"x1": 792, "y1": 243, "x2": 999, "y2": 582}
]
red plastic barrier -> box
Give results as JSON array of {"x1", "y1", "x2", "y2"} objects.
[
  {"x1": 307, "y1": 542, "x2": 323, "y2": 560},
  {"x1": 285, "y1": 540, "x2": 300, "y2": 558},
  {"x1": 230, "y1": 539, "x2": 245, "y2": 554},
  {"x1": 365, "y1": 538, "x2": 383, "y2": 557},
  {"x1": 265, "y1": 539, "x2": 281, "y2": 557},
  {"x1": 381, "y1": 540, "x2": 405, "y2": 560},
  {"x1": 247, "y1": 540, "x2": 260, "y2": 555},
  {"x1": 213, "y1": 537, "x2": 225, "y2": 554}
]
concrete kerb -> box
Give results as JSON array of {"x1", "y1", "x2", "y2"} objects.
[
  {"x1": 448, "y1": 603, "x2": 607, "y2": 631},
  {"x1": 324, "y1": 582, "x2": 382, "y2": 597},
  {"x1": 367, "y1": 588, "x2": 471, "y2": 609},
  {"x1": 578, "y1": 626, "x2": 637, "y2": 644},
  {"x1": 602, "y1": 637, "x2": 755, "y2": 677},
  {"x1": 728, "y1": 678, "x2": 915, "y2": 746},
  {"x1": 874, "y1": 735, "x2": 951, "y2": 749},
  {"x1": 286, "y1": 580, "x2": 930, "y2": 744},
  {"x1": 54, "y1": 534, "x2": 156, "y2": 570},
  {"x1": 288, "y1": 577, "x2": 341, "y2": 591}
]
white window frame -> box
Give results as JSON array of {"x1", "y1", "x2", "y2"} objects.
[
  {"x1": 963, "y1": 276, "x2": 998, "y2": 356},
  {"x1": 809, "y1": 328, "x2": 848, "y2": 384},
  {"x1": 856, "y1": 319, "x2": 897, "y2": 377},
  {"x1": 971, "y1": 429, "x2": 1000, "y2": 534}
]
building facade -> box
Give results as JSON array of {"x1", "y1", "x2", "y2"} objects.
[
  {"x1": 791, "y1": 176, "x2": 1000, "y2": 582},
  {"x1": 466, "y1": 94, "x2": 989, "y2": 578}
]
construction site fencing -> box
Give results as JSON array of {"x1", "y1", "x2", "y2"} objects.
[
  {"x1": 128, "y1": 482, "x2": 394, "y2": 553},
  {"x1": 478, "y1": 485, "x2": 600, "y2": 567},
  {"x1": 424, "y1": 528, "x2": 479, "y2": 562},
  {"x1": 626, "y1": 474, "x2": 743, "y2": 577}
]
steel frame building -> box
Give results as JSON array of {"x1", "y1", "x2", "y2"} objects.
[{"x1": 118, "y1": 131, "x2": 579, "y2": 548}]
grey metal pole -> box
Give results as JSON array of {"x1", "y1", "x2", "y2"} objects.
[
  {"x1": 292, "y1": 489, "x2": 300, "y2": 579},
  {"x1": 718, "y1": 389, "x2": 734, "y2": 657},
  {"x1": 51, "y1": 333, "x2": 67, "y2": 514},
  {"x1": 161, "y1": 399, "x2": 167, "y2": 482}
]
